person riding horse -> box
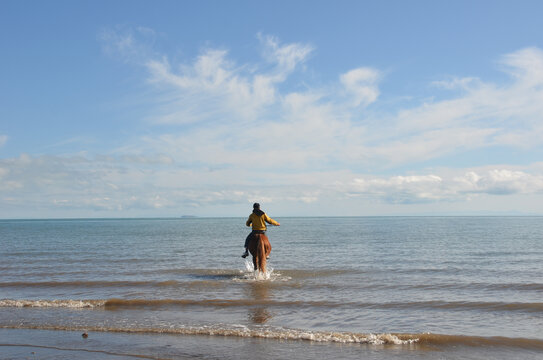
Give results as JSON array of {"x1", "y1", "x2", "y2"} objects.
[{"x1": 242, "y1": 203, "x2": 280, "y2": 258}]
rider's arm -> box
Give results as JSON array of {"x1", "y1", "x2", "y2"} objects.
[{"x1": 264, "y1": 214, "x2": 280, "y2": 226}]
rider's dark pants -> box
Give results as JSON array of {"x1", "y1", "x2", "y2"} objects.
[{"x1": 244, "y1": 230, "x2": 266, "y2": 248}]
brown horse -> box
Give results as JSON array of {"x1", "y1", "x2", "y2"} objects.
[{"x1": 247, "y1": 233, "x2": 272, "y2": 276}]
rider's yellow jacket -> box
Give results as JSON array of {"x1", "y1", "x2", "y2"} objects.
[{"x1": 246, "y1": 212, "x2": 279, "y2": 231}]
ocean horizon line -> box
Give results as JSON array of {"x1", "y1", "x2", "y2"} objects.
[{"x1": 1, "y1": 213, "x2": 542, "y2": 221}]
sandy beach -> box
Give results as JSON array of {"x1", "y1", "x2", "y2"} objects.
[{"x1": 4, "y1": 328, "x2": 543, "y2": 360}]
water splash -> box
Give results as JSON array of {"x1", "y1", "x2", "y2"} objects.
[
  {"x1": 238, "y1": 259, "x2": 282, "y2": 281},
  {"x1": 243, "y1": 259, "x2": 254, "y2": 273}
]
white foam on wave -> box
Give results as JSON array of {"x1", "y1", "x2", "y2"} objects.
[
  {"x1": 280, "y1": 330, "x2": 417, "y2": 345},
  {"x1": 2, "y1": 321, "x2": 419, "y2": 345},
  {"x1": 0, "y1": 299, "x2": 105, "y2": 308},
  {"x1": 181, "y1": 325, "x2": 418, "y2": 344}
]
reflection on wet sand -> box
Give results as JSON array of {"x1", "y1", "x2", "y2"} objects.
[{"x1": 246, "y1": 282, "x2": 273, "y2": 324}]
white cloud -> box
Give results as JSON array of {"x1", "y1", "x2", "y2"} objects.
[
  {"x1": 348, "y1": 174, "x2": 444, "y2": 203},
  {"x1": 3, "y1": 152, "x2": 543, "y2": 215},
  {"x1": 140, "y1": 35, "x2": 314, "y2": 126},
  {"x1": 0, "y1": 135, "x2": 7, "y2": 147},
  {"x1": 340, "y1": 67, "x2": 380, "y2": 107},
  {"x1": 144, "y1": 41, "x2": 543, "y2": 170},
  {"x1": 4, "y1": 33, "x2": 543, "y2": 217},
  {"x1": 100, "y1": 29, "x2": 543, "y2": 169},
  {"x1": 144, "y1": 51, "x2": 277, "y2": 124},
  {"x1": 454, "y1": 169, "x2": 543, "y2": 195},
  {"x1": 345, "y1": 169, "x2": 543, "y2": 204},
  {"x1": 501, "y1": 47, "x2": 543, "y2": 85},
  {"x1": 432, "y1": 76, "x2": 480, "y2": 90},
  {"x1": 258, "y1": 33, "x2": 314, "y2": 73},
  {"x1": 358, "y1": 47, "x2": 543, "y2": 167}
]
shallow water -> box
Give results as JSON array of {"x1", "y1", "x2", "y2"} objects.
[{"x1": 1, "y1": 217, "x2": 542, "y2": 358}]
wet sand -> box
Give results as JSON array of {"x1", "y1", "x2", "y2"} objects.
[{"x1": 2, "y1": 328, "x2": 543, "y2": 360}]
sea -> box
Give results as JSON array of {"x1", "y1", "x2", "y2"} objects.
[{"x1": 1, "y1": 216, "x2": 542, "y2": 359}]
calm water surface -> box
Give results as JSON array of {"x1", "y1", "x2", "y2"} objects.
[{"x1": 1, "y1": 217, "x2": 542, "y2": 359}]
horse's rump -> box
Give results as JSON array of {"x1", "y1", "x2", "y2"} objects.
[{"x1": 248, "y1": 233, "x2": 271, "y2": 274}]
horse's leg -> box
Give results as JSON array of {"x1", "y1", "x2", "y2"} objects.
[
  {"x1": 247, "y1": 234, "x2": 258, "y2": 271},
  {"x1": 265, "y1": 238, "x2": 271, "y2": 258},
  {"x1": 261, "y1": 234, "x2": 271, "y2": 258},
  {"x1": 257, "y1": 236, "x2": 267, "y2": 275}
]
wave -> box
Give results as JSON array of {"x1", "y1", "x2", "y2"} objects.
[
  {"x1": 413, "y1": 333, "x2": 543, "y2": 350},
  {"x1": 145, "y1": 267, "x2": 350, "y2": 279},
  {"x1": 0, "y1": 323, "x2": 414, "y2": 345},
  {"x1": 4, "y1": 278, "x2": 543, "y2": 295},
  {"x1": 272, "y1": 269, "x2": 353, "y2": 278},
  {"x1": 2, "y1": 298, "x2": 543, "y2": 313},
  {"x1": 0, "y1": 280, "x2": 185, "y2": 289},
  {"x1": 2, "y1": 323, "x2": 543, "y2": 349},
  {"x1": 0, "y1": 299, "x2": 106, "y2": 308},
  {"x1": 0, "y1": 298, "x2": 317, "y2": 309},
  {"x1": 377, "y1": 300, "x2": 543, "y2": 313},
  {"x1": 406, "y1": 282, "x2": 543, "y2": 292}
]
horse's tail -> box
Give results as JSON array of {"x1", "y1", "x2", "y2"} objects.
[{"x1": 256, "y1": 234, "x2": 267, "y2": 274}]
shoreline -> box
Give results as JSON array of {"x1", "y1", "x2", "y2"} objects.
[{"x1": 2, "y1": 328, "x2": 543, "y2": 360}]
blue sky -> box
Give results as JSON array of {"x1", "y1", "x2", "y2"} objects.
[{"x1": 2, "y1": 0, "x2": 543, "y2": 218}]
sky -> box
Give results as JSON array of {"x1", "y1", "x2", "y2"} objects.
[{"x1": 2, "y1": 0, "x2": 543, "y2": 218}]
